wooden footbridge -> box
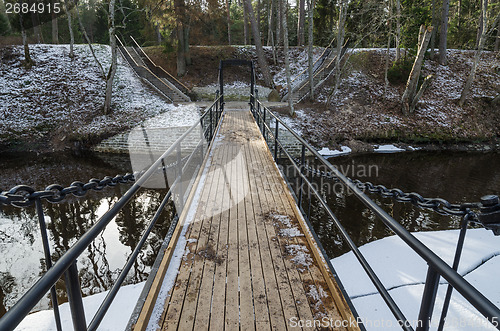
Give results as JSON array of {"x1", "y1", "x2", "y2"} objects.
[{"x1": 131, "y1": 103, "x2": 358, "y2": 330}]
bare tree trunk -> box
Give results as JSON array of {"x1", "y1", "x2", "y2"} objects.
[
  {"x1": 30, "y1": 2, "x2": 43, "y2": 44},
  {"x1": 184, "y1": 20, "x2": 191, "y2": 65},
  {"x1": 267, "y1": 0, "x2": 274, "y2": 46},
  {"x1": 496, "y1": 13, "x2": 500, "y2": 52},
  {"x1": 283, "y1": 0, "x2": 294, "y2": 115},
  {"x1": 411, "y1": 74, "x2": 434, "y2": 110},
  {"x1": 308, "y1": 0, "x2": 316, "y2": 100},
  {"x1": 64, "y1": 0, "x2": 74, "y2": 58},
  {"x1": 73, "y1": 0, "x2": 105, "y2": 77},
  {"x1": 243, "y1": 2, "x2": 249, "y2": 44},
  {"x1": 19, "y1": 14, "x2": 33, "y2": 67},
  {"x1": 395, "y1": 0, "x2": 401, "y2": 61},
  {"x1": 104, "y1": 0, "x2": 117, "y2": 115},
  {"x1": 226, "y1": 0, "x2": 232, "y2": 45},
  {"x1": 438, "y1": 0, "x2": 450, "y2": 65},
  {"x1": 460, "y1": 0, "x2": 489, "y2": 106},
  {"x1": 429, "y1": 0, "x2": 438, "y2": 59},
  {"x1": 176, "y1": 24, "x2": 186, "y2": 76},
  {"x1": 243, "y1": 0, "x2": 274, "y2": 87},
  {"x1": 175, "y1": 0, "x2": 187, "y2": 75},
  {"x1": 276, "y1": 0, "x2": 282, "y2": 45},
  {"x1": 328, "y1": 0, "x2": 347, "y2": 104},
  {"x1": 402, "y1": 25, "x2": 433, "y2": 115},
  {"x1": 297, "y1": 0, "x2": 305, "y2": 46},
  {"x1": 156, "y1": 24, "x2": 162, "y2": 44},
  {"x1": 457, "y1": 0, "x2": 462, "y2": 34},
  {"x1": 384, "y1": 0, "x2": 393, "y2": 94},
  {"x1": 52, "y1": 0, "x2": 59, "y2": 44},
  {"x1": 476, "y1": 2, "x2": 484, "y2": 49}
]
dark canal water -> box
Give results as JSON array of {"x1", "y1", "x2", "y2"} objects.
[
  {"x1": 0, "y1": 150, "x2": 499, "y2": 317},
  {"x1": 0, "y1": 152, "x2": 174, "y2": 317},
  {"x1": 299, "y1": 151, "x2": 500, "y2": 258}
]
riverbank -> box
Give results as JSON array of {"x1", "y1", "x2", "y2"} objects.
[
  {"x1": 1, "y1": 45, "x2": 498, "y2": 154},
  {"x1": 0, "y1": 44, "x2": 177, "y2": 153}
]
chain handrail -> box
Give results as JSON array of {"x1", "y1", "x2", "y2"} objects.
[
  {"x1": 291, "y1": 155, "x2": 481, "y2": 217},
  {"x1": 0, "y1": 173, "x2": 136, "y2": 208}
]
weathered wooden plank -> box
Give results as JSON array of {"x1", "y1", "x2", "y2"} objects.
[{"x1": 145, "y1": 107, "x2": 358, "y2": 331}]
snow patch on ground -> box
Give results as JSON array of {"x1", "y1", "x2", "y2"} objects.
[
  {"x1": 286, "y1": 244, "x2": 313, "y2": 272},
  {"x1": 15, "y1": 282, "x2": 145, "y2": 331},
  {"x1": 373, "y1": 144, "x2": 405, "y2": 153},
  {"x1": 269, "y1": 212, "x2": 304, "y2": 238},
  {"x1": 192, "y1": 81, "x2": 271, "y2": 101},
  {"x1": 331, "y1": 228, "x2": 500, "y2": 330},
  {"x1": 318, "y1": 146, "x2": 352, "y2": 156}
]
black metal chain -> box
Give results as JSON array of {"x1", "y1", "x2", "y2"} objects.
[
  {"x1": 0, "y1": 173, "x2": 137, "y2": 208},
  {"x1": 288, "y1": 155, "x2": 481, "y2": 216}
]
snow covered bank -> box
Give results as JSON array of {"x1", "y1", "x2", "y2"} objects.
[
  {"x1": 0, "y1": 44, "x2": 181, "y2": 151},
  {"x1": 331, "y1": 229, "x2": 500, "y2": 330},
  {"x1": 15, "y1": 282, "x2": 145, "y2": 331}
]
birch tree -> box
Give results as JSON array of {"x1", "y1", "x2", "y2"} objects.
[
  {"x1": 243, "y1": 0, "x2": 274, "y2": 87},
  {"x1": 459, "y1": 0, "x2": 489, "y2": 106},
  {"x1": 282, "y1": 0, "x2": 294, "y2": 115},
  {"x1": 402, "y1": 25, "x2": 434, "y2": 115},
  {"x1": 104, "y1": 0, "x2": 117, "y2": 115},
  {"x1": 438, "y1": 0, "x2": 450, "y2": 65}
]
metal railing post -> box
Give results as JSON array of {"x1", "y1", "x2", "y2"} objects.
[
  {"x1": 210, "y1": 105, "x2": 213, "y2": 140},
  {"x1": 261, "y1": 106, "x2": 266, "y2": 135},
  {"x1": 274, "y1": 120, "x2": 279, "y2": 161},
  {"x1": 177, "y1": 144, "x2": 183, "y2": 207},
  {"x1": 35, "y1": 199, "x2": 62, "y2": 331},
  {"x1": 416, "y1": 266, "x2": 440, "y2": 331},
  {"x1": 64, "y1": 262, "x2": 86, "y2": 331},
  {"x1": 437, "y1": 213, "x2": 471, "y2": 331},
  {"x1": 298, "y1": 145, "x2": 306, "y2": 209}
]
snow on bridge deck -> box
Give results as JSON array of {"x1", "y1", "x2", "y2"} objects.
[{"x1": 132, "y1": 103, "x2": 358, "y2": 331}]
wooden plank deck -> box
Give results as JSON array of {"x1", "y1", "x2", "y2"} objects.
[{"x1": 134, "y1": 104, "x2": 359, "y2": 331}]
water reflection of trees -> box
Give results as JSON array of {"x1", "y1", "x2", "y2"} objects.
[{"x1": 0, "y1": 185, "x2": 174, "y2": 314}]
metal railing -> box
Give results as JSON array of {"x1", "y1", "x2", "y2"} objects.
[
  {"x1": 280, "y1": 37, "x2": 335, "y2": 100},
  {"x1": 0, "y1": 95, "x2": 224, "y2": 331},
  {"x1": 129, "y1": 36, "x2": 190, "y2": 95},
  {"x1": 249, "y1": 95, "x2": 500, "y2": 331}
]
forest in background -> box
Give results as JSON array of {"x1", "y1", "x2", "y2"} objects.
[
  {"x1": 0, "y1": 0, "x2": 499, "y2": 115},
  {"x1": 1, "y1": 0, "x2": 499, "y2": 55}
]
